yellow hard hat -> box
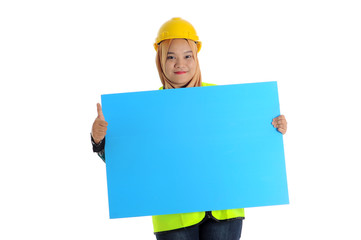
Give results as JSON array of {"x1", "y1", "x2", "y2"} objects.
[{"x1": 154, "y1": 17, "x2": 202, "y2": 52}]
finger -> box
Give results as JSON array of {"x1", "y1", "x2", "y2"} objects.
[
  {"x1": 273, "y1": 117, "x2": 286, "y2": 125},
  {"x1": 93, "y1": 125, "x2": 108, "y2": 132},
  {"x1": 93, "y1": 131, "x2": 107, "y2": 137},
  {"x1": 272, "y1": 121, "x2": 277, "y2": 127},
  {"x1": 92, "y1": 120, "x2": 108, "y2": 135},
  {"x1": 97, "y1": 103, "x2": 105, "y2": 120},
  {"x1": 92, "y1": 129, "x2": 107, "y2": 136},
  {"x1": 274, "y1": 115, "x2": 286, "y2": 121},
  {"x1": 277, "y1": 124, "x2": 287, "y2": 130},
  {"x1": 272, "y1": 116, "x2": 281, "y2": 124},
  {"x1": 95, "y1": 119, "x2": 108, "y2": 127},
  {"x1": 92, "y1": 129, "x2": 107, "y2": 138},
  {"x1": 278, "y1": 127, "x2": 286, "y2": 134},
  {"x1": 277, "y1": 121, "x2": 286, "y2": 127}
]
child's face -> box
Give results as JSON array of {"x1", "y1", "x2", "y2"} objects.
[{"x1": 165, "y1": 39, "x2": 196, "y2": 86}]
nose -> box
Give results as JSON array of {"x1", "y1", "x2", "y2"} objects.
[{"x1": 175, "y1": 58, "x2": 186, "y2": 68}]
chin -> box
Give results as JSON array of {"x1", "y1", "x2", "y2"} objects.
[
  {"x1": 174, "y1": 77, "x2": 191, "y2": 84},
  {"x1": 176, "y1": 81, "x2": 191, "y2": 86}
]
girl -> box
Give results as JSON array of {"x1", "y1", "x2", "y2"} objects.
[{"x1": 91, "y1": 17, "x2": 288, "y2": 240}]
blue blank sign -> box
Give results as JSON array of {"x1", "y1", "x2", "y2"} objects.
[{"x1": 101, "y1": 81, "x2": 288, "y2": 219}]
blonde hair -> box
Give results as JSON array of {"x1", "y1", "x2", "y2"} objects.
[{"x1": 156, "y1": 39, "x2": 202, "y2": 89}]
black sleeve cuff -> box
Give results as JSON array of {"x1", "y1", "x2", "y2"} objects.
[{"x1": 91, "y1": 134, "x2": 105, "y2": 152}]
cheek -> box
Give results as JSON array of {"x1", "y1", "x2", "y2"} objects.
[
  {"x1": 189, "y1": 61, "x2": 196, "y2": 73},
  {"x1": 164, "y1": 62, "x2": 173, "y2": 76}
]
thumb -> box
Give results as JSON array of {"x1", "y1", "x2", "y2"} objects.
[{"x1": 96, "y1": 103, "x2": 105, "y2": 120}]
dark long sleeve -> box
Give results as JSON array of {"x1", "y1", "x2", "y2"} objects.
[{"x1": 91, "y1": 134, "x2": 106, "y2": 162}]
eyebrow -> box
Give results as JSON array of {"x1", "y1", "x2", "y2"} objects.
[{"x1": 167, "y1": 51, "x2": 193, "y2": 54}]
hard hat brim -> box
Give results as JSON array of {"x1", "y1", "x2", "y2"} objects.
[{"x1": 154, "y1": 40, "x2": 202, "y2": 53}]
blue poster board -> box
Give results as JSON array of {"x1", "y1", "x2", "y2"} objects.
[{"x1": 101, "y1": 81, "x2": 288, "y2": 218}]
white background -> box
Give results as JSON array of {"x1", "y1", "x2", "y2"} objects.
[{"x1": 1, "y1": 0, "x2": 360, "y2": 239}]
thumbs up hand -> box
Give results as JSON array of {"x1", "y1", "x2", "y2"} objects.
[{"x1": 91, "y1": 103, "x2": 108, "y2": 144}]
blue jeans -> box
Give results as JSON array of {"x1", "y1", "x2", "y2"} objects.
[{"x1": 155, "y1": 218, "x2": 243, "y2": 240}]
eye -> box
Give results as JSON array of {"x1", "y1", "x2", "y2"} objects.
[
  {"x1": 167, "y1": 55, "x2": 175, "y2": 60},
  {"x1": 185, "y1": 55, "x2": 193, "y2": 59}
]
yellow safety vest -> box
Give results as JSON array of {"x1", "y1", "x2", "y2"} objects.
[
  {"x1": 153, "y1": 82, "x2": 245, "y2": 233},
  {"x1": 152, "y1": 208, "x2": 245, "y2": 233}
]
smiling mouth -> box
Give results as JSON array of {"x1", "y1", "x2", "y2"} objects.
[{"x1": 175, "y1": 71, "x2": 187, "y2": 74}]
